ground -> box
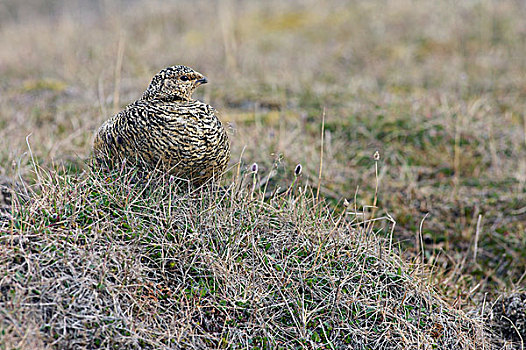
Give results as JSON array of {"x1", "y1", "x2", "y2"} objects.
[{"x1": 0, "y1": 0, "x2": 525, "y2": 349}]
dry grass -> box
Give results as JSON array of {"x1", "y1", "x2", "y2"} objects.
[
  {"x1": 1, "y1": 163, "x2": 490, "y2": 349},
  {"x1": 0, "y1": 0, "x2": 525, "y2": 348}
]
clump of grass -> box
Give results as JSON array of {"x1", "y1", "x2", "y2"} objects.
[
  {"x1": 1, "y1": 162, "x2": 491, "y2": 349},
  {"x1": 1, "y1": 0, "x2": 525, "y2": 305}
]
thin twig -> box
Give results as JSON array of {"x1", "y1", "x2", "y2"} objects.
[
  {"x1": 316, "y1": 109, "x2": 325, "y2": 205},
  {"x1": 113, "y1": 34, "x2": 125, "y2": 114},
  {"x1": 417, "y1": 213, "x2": 429, "y2": 265},
  {"x1": 473, "y1": 214, "x2": 482, "y2": 263}
]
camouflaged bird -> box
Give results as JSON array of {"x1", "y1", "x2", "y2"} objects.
[
  {"x1": 93, "y1": 65, "x2": 230, "y2": 185},
  {"x1": 0, "y1": 175, "x2": 28, "y2": 222},
  {"x1": 0, "y1": 177, "x2": 15, "y2": 216}
]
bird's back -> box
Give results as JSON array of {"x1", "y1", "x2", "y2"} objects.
[{"x1": 93, "y1": 98, "x2": 230, "y2": 184}]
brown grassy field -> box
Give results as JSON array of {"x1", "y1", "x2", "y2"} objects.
[{"x1": 1, "y1": 0, "x2": 525, "y2": 348}]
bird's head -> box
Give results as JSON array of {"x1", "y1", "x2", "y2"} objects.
[{"x1": 142, "y1": 65, "x2": 208, "y2": 101}]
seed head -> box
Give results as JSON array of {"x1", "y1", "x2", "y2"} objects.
[
  {"x1": 251, "y1": 163, "x2": 258, "y2": 173},
  {"x1": 373, "y1": 151, "x2": 380, "y2": 161},
  {"x1": 294, "y1": 163, "x2": 302, "y2": 176}
]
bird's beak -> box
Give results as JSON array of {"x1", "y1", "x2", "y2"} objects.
[{"x1": 195, "y1": 77, "x2": 208, "y2": 86}]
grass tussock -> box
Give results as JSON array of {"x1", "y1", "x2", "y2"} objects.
[{"x1": 1, "y1": 163, "x2": 489, "y2": 349}]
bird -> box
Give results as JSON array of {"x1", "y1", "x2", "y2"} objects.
[
  {"x1": 93, "y1": 65, "x2": 230, "y2": 185},
  {"x1": 0, "y1": 177, "x2": 14, "y2": 215},
  {"x1": 0, "y1": 175, "x2": 28, "y2": 222}
]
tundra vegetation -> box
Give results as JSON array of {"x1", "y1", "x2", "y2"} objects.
[{"x1": 0, "y1": 0, "x2": 525, "y2": 348}]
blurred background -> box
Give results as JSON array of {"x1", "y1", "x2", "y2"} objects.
[{"x1": 1, "y1": 0, "x2": 525, "y2": 302}]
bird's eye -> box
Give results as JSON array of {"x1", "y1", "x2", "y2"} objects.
[{"x1": 180, "y1": 75, "x2": 189, "y2": 81}]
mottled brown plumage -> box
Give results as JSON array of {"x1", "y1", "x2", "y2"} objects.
[
  {"x1": 0, "y1": 176, "x2": 28, "y2": 222},
  {"x1": 93, "y1": 65, "x2": 230, "y2": 185},
  {"x1": 0, "y1": 177, "x2": 14, "y2": 214}
]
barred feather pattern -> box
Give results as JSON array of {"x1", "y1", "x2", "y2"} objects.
[{"x1": 93, "y1": 65, "x2": 230, "y2": 185}]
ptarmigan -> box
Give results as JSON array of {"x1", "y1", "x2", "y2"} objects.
[
  {"x1": 93, "y1": 65, "x2": 230, "y2": 185},
  {"x1": 0, "y1": 176, "x2": 28, "y2": 222},
  {"x1": 0, "y1": 177, "x2": 15, "y2": 215}
]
